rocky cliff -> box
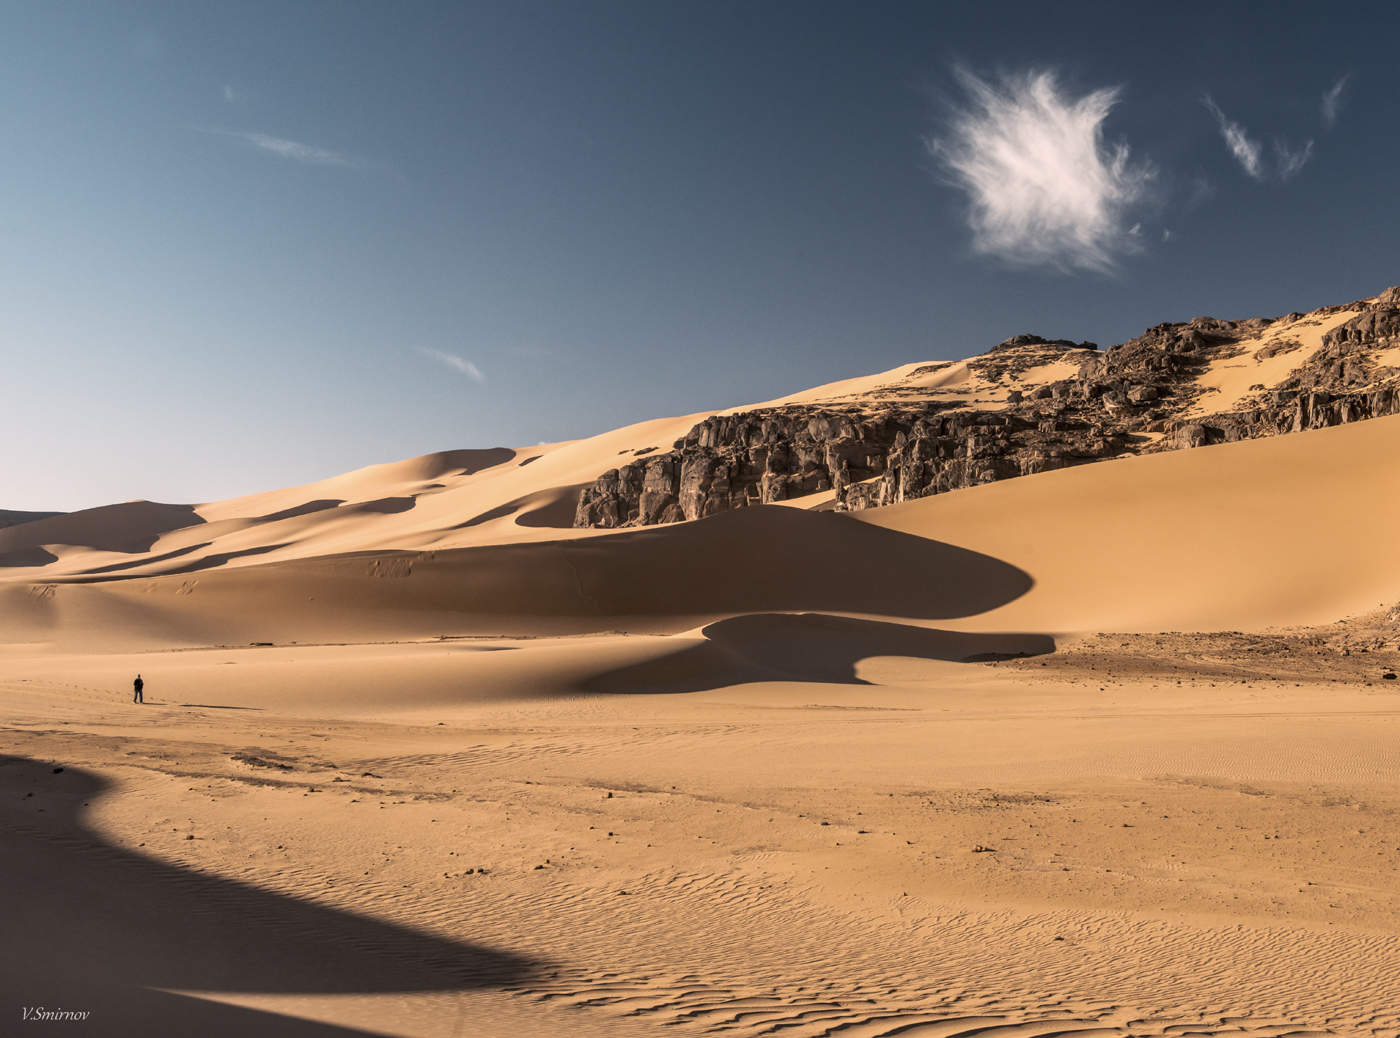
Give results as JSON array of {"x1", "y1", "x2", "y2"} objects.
[{"x1": 574, "y1": 288, "x2": 1400, "y2": 528}]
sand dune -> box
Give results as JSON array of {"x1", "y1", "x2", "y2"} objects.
[
  {"x1": 5, "y1": 288, "x2": 1393, "y2": 597},
  {"x1": 0, "y1": 501, "x2": 203, "y2": 568},
  {"x1": 861, "y1": 411, "x2": 1400, "y2": 631},
  {"x1": 7, "y1": 411, "x2": 1396, "y2": 653},
  {"x1": 6, "y1": 299, "x2": 1400, "y2": 1036}
]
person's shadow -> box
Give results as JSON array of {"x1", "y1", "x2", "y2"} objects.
[{"x1": 0, "y1": 756, "x2": 539, "y2": 1034}]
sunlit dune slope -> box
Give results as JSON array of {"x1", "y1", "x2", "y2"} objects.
[
  {"x1": 0, "y1": 413, "x2": 710, "y2": 581},
  {"x1": 859, "y1": 411, "x2": 1400, "y2": 631}
]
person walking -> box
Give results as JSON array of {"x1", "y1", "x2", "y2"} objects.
[{"x1": 133, "y1": 674, "x2": 144, "y2": 704}]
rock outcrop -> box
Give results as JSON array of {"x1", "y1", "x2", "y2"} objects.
[{"x1": 575, "y1": 290, "x2": 1400, "y2": 528}]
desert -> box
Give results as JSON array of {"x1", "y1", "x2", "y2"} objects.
[
  {"x1": 5, "y1": 283, "x2": 1400, "y2": 1036},
  {"x1": 6, "y1": 7, "x2": 1400, "y2": 1034}
]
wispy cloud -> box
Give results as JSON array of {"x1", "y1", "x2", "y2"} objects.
[
  {"x1": 1202, "y1": 96, "x2": 1263, "y2": 179},
  {"x1": 1321, "y1": 75, "x2": 1349, "y2": 128},
  {"x1": 417, "y1": 348, "x2": 485, "y2": 383},
  {"x1": 222, "y1": 83, "x2": 237, "y2": 104},
  {"x1": 929, "y1": 68, "x2": 1154, "y2": 273},
  {"x1": 1275, "y1": 138, "x2": 1314, "y2": 181},
  {"x1": 1203, "y1": 97, "x2": 1312, "y2": 181},
  {"x1": 199, "y1": 128, "x2": 361, "y2": 167}
]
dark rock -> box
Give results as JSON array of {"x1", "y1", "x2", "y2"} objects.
[{"x1": 572, "y1": 288, "x2": 1400, "y2": 528}]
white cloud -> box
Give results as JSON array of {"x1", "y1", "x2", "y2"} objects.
[
  {"x1": 222, "y1": 84, "x2": 237, "y2": 104},
  {"x1": 199, "y1": 128, "x2": 360, "y2": 167},
  {"x1": 1322, "y1": 75, "x2": 1349, "y2": 128},
  {"x1": 1275, "y1": 138, "x2": 1314, "y2": 181},
  {"x1": 1203, "y1": 97, "x2": 1314, "y2": 181},
  {"x1": 1203, "y1": 96, "x2": 1263, "y2": 179},
  {"x1": 238, "y1": 131, "x2": 358, "y2": 166},
  {"x1": 418, "y1": 348, "x2": 485, "y2": 383},
  {"x1": 929, "y1": 68, "x2": 1154, "y2": 273}
]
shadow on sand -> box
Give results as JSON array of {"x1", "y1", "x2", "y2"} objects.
[
  {"x1": 0, "y1": 756, "x2": 538, "y2": 1035},
  {"x1": 0, "y1": 502, "x2": 204, "y2": 568},
  {"x1": 582, "y1": 612, "x2": 1055, "y2": 693}
]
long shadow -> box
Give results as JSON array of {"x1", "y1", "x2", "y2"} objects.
[
  {"x1": 354, "y1": 497, "x2": 417, "y2": 515},
  {"x1": 0, "y1": 544, "x2": 58, "y2": 568},
  {"x1": 455, "y1": 486, "x2": 584, "y2": 531},
  {"x1": 163, "y1": 505, "x2": 1042, "y2": 637},
  {"x1": 425, "y1": 447, "x2": 517, "y2": 477},
  {"x1": 516, "y1": 485, "x2": 585, "y2": 529},
  {"x1": 0, "y1": 501, "x2": 203, "y2": 566},
  {"x1": 527, "y1": 507, "x2": 1036, "y2": 620},
  {"x1": 582, "y1": 613, "x2": 1056, "y2": 694},
  {"x1": 78, "y1": 541, "x2": 213, "y2": 576},
  {"x1": 0, "y1": 756, "x2": 538, "y2": 1034},
  {"x1": 67, "y1": 544, "x2": 295, "y2": 584},
  {"x1": 247, "y1": 499, "x2": 345, "y2": 524},
  {"x1": 179, "y1": 703, "x2": 266, "y2": 711},
  {"x1": 0, "y1": 508, "x2": 65, "y2": 530}
]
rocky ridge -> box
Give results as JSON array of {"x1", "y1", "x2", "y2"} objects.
[{"x1": 574, "y1": 288, "x2": 1400, "y2": 528}]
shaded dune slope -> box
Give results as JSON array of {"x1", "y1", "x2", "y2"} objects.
[
  {"x1": 0, "y1": 501, "x2": 203, "y2": 567},
  {"x1": 0, "y1": 755, "x2": 536, "y2": 1033},
  {"x1": 33, "y1": 508, "x2": 1032, "y2": 646}
]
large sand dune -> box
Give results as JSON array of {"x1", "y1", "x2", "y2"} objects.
[{"x1": 6, "y1": 412, "x2": 1397, "y2": 653}]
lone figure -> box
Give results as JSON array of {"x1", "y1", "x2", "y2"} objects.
[{"x1": 133, "y1": 674, "x2": 144, "y2": 704}]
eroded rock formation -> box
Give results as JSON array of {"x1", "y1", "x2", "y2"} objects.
[{"x1": 575, "y1": 290, "x2": 1400, "y2": 528}]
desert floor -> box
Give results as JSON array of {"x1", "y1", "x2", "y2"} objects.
[
  {"x1": 5, "y1": 414, "x2": 1399, "y2": 1036},
  {"x1": 4, "y1": 626, "x2": 1399, "y2": 1037}
]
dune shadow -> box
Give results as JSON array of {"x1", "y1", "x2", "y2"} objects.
[
  {"x1": 78, "y1": 541, "x2": 213, "y2": 576},
  {"x1": 429, "y1": 447, "x2": 517, "y2": 477},
  {"x1": 0, "y1": 544, "x2": 59, "y2": 568},
  {"x1": 0, "y1": 502, "x2": 203, "y2": 568},
  {"x1": 68, "y1": 543, "x2": 295, "y2": 584},
  {"x1": 0, "y1": 508, "x2": 65, "y2": 531},
  {"x1": 355, "y1": 497, "x2": 417, "y2": 515},
  {"x1": 248, "y1": 499, "x2": 345, "y2": 524},
  {"x1": 516, "y1": 486, "x2": 584, "y2": 529},
  {"x1": 179, "y1": 703, "x2": 266, "y2": 711},
  {"x1": 541, "y1": 507, "x2": 1035, "y2": 620},
  {"x1": 581, "y1": 613, "x2": 1055, "y2": 693},
  {"x1": 0, "y1": 756, "x2": 538, "y2": 1034},
  {"x1": 108, "y1": 504, "x2": 1053, "y2": 650},
  {"x1": 455, "y1": 485, "x2": 583, "y2": 532},
  {"x1": 456, "y1": 501, "x2": 517, "y2": 529}
]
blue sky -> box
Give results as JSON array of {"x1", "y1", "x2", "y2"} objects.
[{"x1": 4, "y1": 1, "x2": 1396, "y2": 511}]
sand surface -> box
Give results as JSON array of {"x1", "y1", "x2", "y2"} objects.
[{"x1": 5, "y1": 376, "x2": 1400, "y2": 1034}]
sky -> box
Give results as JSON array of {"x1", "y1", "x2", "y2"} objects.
[{"x1": 4, "y1": 1, "x2": 1397, "y2": 511}]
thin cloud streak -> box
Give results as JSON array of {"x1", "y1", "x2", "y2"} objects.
[
  {"x1": 1203, "y1": 96, "x2": 1314, "y2": 181},
  {"x1": 417, "y1": 348, "x2": 485, "y2": 383},
  {"x1": 1203, "y1": 96, "x2": 1264, "y2": 179},
  {"x1": 1275, "y1": 138, "x2": 1314, "y2": 181},
  {"x1": 199, "y1": 128, "x2": 361, "y2": 167},
  {"x1": 237, "y1": 131, "x2": 358, "y2": 166},
  {"x1": 930, "y1": 68, "x2": 1154, "y2": 273},
  {"x1": 1322, "y1": 75, "x2": 1349, "y2": 128}
]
